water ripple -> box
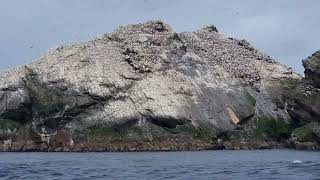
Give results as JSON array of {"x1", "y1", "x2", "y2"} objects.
[{"x1": 0, "y1": 150, "x2": 318, "y2": 180}]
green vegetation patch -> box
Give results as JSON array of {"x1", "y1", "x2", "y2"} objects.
[
  {"x1": 291, "y1": 122, "x2": 320, "y2": 142},
  {"x1": 73, "y1": 125, "x2": 147, "y2": 141},
  {"x1": 171, "y1": 124, "x2": 219, "y2": 140},
  {"x1": 73, "y1": 122, "x2": 220, "y2": 142},
  {"x1": 255, "y1": 116, "x2": 293, "y2": 140},
  {"x1": 0, "y1": 119, "x2": 20, "y2": 139}
]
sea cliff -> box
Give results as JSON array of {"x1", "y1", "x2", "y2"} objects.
[{"x1": 0, "y1": 21, "x2": 319, "y2": 151}]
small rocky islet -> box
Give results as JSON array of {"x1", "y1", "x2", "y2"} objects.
[{"x1": 0, "y1": 21, "x2": 319, "y2": 152}]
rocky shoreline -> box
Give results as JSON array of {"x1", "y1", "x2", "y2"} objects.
[{"x1": 1, "y1": 141, "x2": 319, "y2": 152}]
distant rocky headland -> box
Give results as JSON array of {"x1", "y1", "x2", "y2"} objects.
[{"x1": 0, "y1": 21, "x2": 319, "y2": 152}]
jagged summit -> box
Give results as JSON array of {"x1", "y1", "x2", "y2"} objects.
[{"x1": 22, "y1": 20, "x2": 297, "y2": 86}]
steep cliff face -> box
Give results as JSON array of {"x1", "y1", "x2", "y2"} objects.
[
  {"x1": 303, "y1": 50, "x2": 320, "y2": 88},
  {"x1": 0, "y1": 21, "x2": 316, "y2": 151},
  {"x1": 278, "y1": 50, "x2": 320, "y2": 149}
]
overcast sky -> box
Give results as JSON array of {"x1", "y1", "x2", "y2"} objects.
[{"x1": 1, "y1": 0, "x2": 320, "y2": 74}]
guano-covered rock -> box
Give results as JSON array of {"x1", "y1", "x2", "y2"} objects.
[{"x1": 0, "y1": 21, "x2": 318, "y2": 151}]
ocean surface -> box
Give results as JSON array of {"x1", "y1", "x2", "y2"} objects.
[{"x1": 0, "y1": 150, "x2": 319, "y2": 180}]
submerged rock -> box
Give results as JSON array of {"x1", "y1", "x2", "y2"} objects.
[{"x1": 0, "y1": 21, "x2": 318, "y2": 151}]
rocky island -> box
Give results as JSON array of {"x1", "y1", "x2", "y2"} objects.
[{"x1": 0, "y1": 21, "x2": 319, "y2": 151}]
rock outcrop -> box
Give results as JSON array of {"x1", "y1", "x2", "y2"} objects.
[
  {"x1": 273, "y1": 50, "x2": 320, "y2": 149},
  {"x1": 0, "y1": 21, "x2": 318, "y2": 151},
  {"x1": 303, "y1": 50, "x2": 320, "y2": 88}
]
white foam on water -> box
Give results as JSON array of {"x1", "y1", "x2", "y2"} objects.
[{"x1": 292, "y1": 160, "x2": 303, "y2": 164}]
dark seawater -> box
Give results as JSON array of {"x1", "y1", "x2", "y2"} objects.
[{"x1": 0, "y1": 150, "x2": 319, "y2": 180}]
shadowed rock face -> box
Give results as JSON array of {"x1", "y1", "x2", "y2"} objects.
[
  {"x1": 303, "y1": 50, "x2": 320, "y2": 88},
  {"x1": 277, "y1": 50, "x2": 320, "y2": 127},
  {"x1": 1, "y1": 21, "x2": 317, "y2": 151}
]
